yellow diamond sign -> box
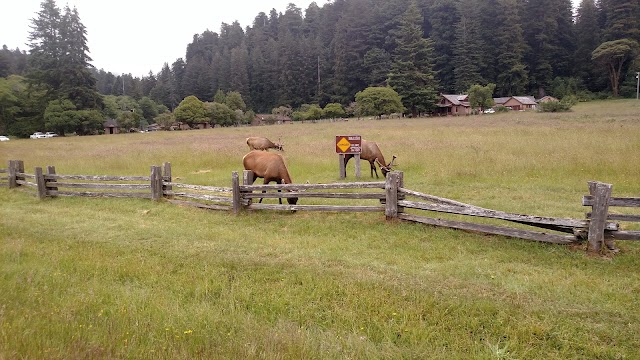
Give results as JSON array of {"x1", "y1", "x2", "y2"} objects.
[
  {"x1": 337, "y1": 137, "x2": 351, "y2": 152},
  {"x1": 335, "y1": 135, "x2": 361, "y2": 154}
]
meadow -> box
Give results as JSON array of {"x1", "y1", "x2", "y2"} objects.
[{"x1": 1, "y1": 99, "x2": 639, "y2": 359}]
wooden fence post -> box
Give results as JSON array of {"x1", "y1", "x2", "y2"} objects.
[
  {"x1": 339, "y1": 154, "x2": 346, "y2": 179},
  {"x1": 232, "y1": 171, "x2": 241, "y2": 214},
  {"x1": 46, "y1": 166, "x2": 57, "y2": 196},
  {"x1": 385, "y1": 171, "x2": 399, "y2": 220},
  {"x1": 163, "y1": 162, "x2": 172, "y2": 198},
  {"x1": 150, "y1": 166, "x2": 163, "y2": 201},
  {"x1": 35, "y1": 167, "x2": 47, "y2": 199},
  {"x1": 587, "y1": 181, "x2": 613, "y2": 253},
  {"x1": 8, "y1": 160, "x2": 17, "y2": 188},
  {"x1": 243, "y1": 170, "x2": 253, "y2": 206}
]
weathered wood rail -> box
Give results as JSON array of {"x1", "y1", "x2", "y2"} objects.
[
  {"x1": 582, "y1": 181, "x2": 640, "y2": 252},
  {"x1": 2, "y1": 160, "x2": 638, "y2": 254}
]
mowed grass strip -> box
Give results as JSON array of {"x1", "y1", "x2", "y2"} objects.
[{"x1": 1, "y1": 100, "x2": 639, "y2": 358}]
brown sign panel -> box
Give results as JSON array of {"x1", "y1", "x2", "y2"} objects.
[{"x1": 335, "y1": 135, "x2": 362, "y2": 154}]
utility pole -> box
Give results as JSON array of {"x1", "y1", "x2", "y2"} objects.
[{"x1": 636, "y1": 72, "x2": 639, "y2": 100}]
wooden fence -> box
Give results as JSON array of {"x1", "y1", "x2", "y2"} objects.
[{"x1": 2, "y1": 160, "x2": 638, "y2": 253}]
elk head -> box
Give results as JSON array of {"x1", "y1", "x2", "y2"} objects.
[{"x1": 376, "y1": 155, "x2": 397, "y2": 177}]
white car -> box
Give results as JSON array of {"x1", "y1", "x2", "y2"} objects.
[
  {"x1": 483, "y1": 108, "x2": 496, "y2": 114},
  {"x1": 30, "y1": 132, "x2": 47, "y2": 139},
  {"x1": 0, "y1": 135, "x2": 9, "y2": 141},
  {"x1": 45, "y1": 132, "x2": 59, "y2": 137}
]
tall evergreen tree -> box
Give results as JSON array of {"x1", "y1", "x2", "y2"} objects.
[
  {"x1": 600, "y1": 0, "x2": 640, "y2": 42},
  {"x1": 494, "y1": 0, "x2": 528, "y2": 96},
  {"x1": 57, "y1": 5, "x2": 102, "y2": 110},
  {"x1": 452, "y1": 0, "x2": 485, "y2": 93},
  {"x1": 575, "y1": 0, "x2": 605, "y2": 91},
  {"x1": 428, "y1": 0, "x2": 459, "y2": 93},
  {"x1": 388, "y1": 1, "x2": 439, "y2": 116}
]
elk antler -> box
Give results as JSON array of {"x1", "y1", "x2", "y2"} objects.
[
  {"x1": 389, "y1": 155, "x2": 398, "y2": 167},
  {"x1": 375, "y1": 158, "x2": 389, "y2": 171}
]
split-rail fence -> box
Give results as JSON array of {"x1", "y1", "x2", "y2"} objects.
[{"x1": 2, "y1": 160, "x2": 638, "y2": 253}]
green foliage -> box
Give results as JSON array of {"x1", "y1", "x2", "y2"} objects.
[
  {"x1": 174, "y1": 95, "x2": 208, "y2": 126},
  {"x1": 304, "y1": 104, "x2": 324, "y2": 120},
  {"x1": 322, "y1": 103, "x2": 345, "y2": 119},
  {"x1": 388, "y1": 1, "x2": 439, "y2": 117},
  {"x1": 224, "y1": 91, "x2": 246, "y2": 111},
  {"x1": 213, "y1": 89, "x2": 226, "y2": 104},
  {"x1": 592, "y1": 39, "x2": 640, "y2": 97},
  {"x1": 355, "y1": 87, "x2": 404, "y2": 117},
  {"x1": 138, "y1": 97, "x2": 159, "y2": 122},
  {"x1": 154, "y1": 112, "x2": 175, "y2": 129},
  {"x1": 44, "y1": 98, "x2": 76, "y2": 135},
  {"x1": 206, "y1": 102, "x2": 235, "y2": 127},
  {"x1": 272, "y1": 105, "x2": 293, "y2": 118},
  {"x1": 538, "y1": 97, "x2": 577, "y2": 112},
  {"x1": 0, "y1": 75, "x2": 26, "y2": 134},
  {"x1": 467, "y1": 83, "x2": 496, "y2": 110}
]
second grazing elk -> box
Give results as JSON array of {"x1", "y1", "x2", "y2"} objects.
[
  {"x1": 246, "y1": 136, "x2": 283, "y2": 151},
  {"x1": 344, "y1": 139, "x2": 396, "y2": 178}
]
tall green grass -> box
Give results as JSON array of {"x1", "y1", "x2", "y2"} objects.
[{"x1": 1, "y1": 99, "x2": 639, "y2": 359}]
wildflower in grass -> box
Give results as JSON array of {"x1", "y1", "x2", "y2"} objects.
[{"x1": 184, "y1": 330, "x2": 193, "y2": 334}]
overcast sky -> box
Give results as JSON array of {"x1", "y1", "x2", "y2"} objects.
[
  {"x1": 3, "y1": 0, "x2": 580, "y2": 78},
  {"x1": 2, "y1": 0, "x2": 322, "y2": 77}
]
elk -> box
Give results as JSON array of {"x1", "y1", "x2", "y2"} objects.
[
  {"x1": 344, "y1": 139, "x2": 396, "y2": 178},
  {"x1": 246, "y1": 136, "x2": 283, "y2": 151},
  {"x1": 242, "y1": 150, "x2": 298, "y2": 205}
]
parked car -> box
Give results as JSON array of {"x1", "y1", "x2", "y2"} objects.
[
  {"x1": 30, "y1": 132, "x2": 47, "y2": 139},
  {"x1": 45, "y1": 132, "x2": 59, "y2": 137},
  {"x1": 0, "y1": 135, "x2": 9, "y2": 141},
  {"x1": 483, "y1": 108, "x2": 496, "y2": 114}
]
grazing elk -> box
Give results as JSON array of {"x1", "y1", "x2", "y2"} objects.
[
  {"x1": 344, "y1": 139, "x2": 397, "y2": 178},
  {"x1": 242, "y1": 150, "x2": 298, "y2": 205},
  {"x1": 246, "y1": 136, "x2": 283, "y2": 151}
]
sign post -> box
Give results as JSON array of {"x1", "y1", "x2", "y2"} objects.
[{"x1": 336, "y1": 135, "x2": 362, "y2": 179}]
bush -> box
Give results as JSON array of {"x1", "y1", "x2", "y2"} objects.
[
  {"x1": 538, "y1": 100, "x2": 574, "y2": 112},
  {"x1": 494, "y1": 105, "x2": 510, "y2": 113}
]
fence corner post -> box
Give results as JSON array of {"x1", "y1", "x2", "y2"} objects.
[
  {"x1": 151, "y1": 166, "x2": 163, "y2": 201},
  {"x1": 243, "y1": 170, "x2": 253, "y2": 206},
  {"x1": 8, "y1": 160, "x2": 17, "y2": 188},
  {"x1": 35, "y1": 167, "x2": 47, "y2": 199},
  {"x1": 163, "y1": 162, "x2": 172, "y2": 198},
  {"x1": 232, "y1": 171, "x2": 241, "y2": 214},
  {"x1": 587, "y1": 181, "x2": 613, "y2": 253},
  {"x1": 46, "y1": 166, "x2": 58, "y2": 196},
  {"x1": 385, "y1": 171, "x2": 399, "y2": 220}
]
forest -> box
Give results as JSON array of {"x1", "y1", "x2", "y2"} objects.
[{"x1": 0, "y1": 0, "x2": 639, "y2": 137}]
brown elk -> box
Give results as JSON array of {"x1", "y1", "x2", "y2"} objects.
[
  {"x1": 344, "y1": 139, "x2": 396, "y2": 178},
  {"x1": 246, "y1": 136, "x2": 283, "y2": 151},
  {"x1": 242, "y1": 150, "x2": 298, "y2": 205}
]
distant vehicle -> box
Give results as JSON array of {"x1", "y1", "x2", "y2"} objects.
[
  {"x1": 30, "y1": 132, "x2": 47, "y2": 139},
  {"x1": 483, "y1": 108, "x2": 496, "y2": 114},
  {"x1": 45, "y1": 132, "x2": 59, "y2": 137},
  {"x1": 0, "y1": 135, "x2": 9, "y2": 141}
]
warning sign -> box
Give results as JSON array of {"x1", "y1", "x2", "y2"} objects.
[{"x1": 335, "y1": 135, "x2": 362, "y2": 154}]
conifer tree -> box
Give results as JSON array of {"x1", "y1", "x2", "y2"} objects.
[
  {"x1": 452, "y1": 0, "x2": 485, "y2": 93},
  {"x1": 388, "y1": 1, "x2": 438, "y2": 116}
]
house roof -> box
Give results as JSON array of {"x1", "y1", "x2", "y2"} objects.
[
  {"x1": 513, "y1": 96, "x2": 537, "y2": 105},
  {"x1": 440, "y1": 94, "x2": 469, "y2": 106},
  {"x1": 103, "y1": 118, "x2": 118, "y2": 127},
  {"x1": 493, "y1": 96, "x2": 537, "y2": 106}
]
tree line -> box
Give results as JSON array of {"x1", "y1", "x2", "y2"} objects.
[{"x1": 1, "y1": 0, "x2": 639, "y2": 137}]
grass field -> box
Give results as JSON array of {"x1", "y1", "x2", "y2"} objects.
[{"x1": 1, "y1": 99, "x2": 640, "y2": 359}]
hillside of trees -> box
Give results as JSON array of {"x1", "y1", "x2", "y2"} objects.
[{"x1": 1, "y1": 0, "x2": 639, "y2": 137}]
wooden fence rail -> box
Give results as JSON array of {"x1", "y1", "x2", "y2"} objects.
[{"x1": 2, "y1": 160, "x2": 639, "y2": 254}]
